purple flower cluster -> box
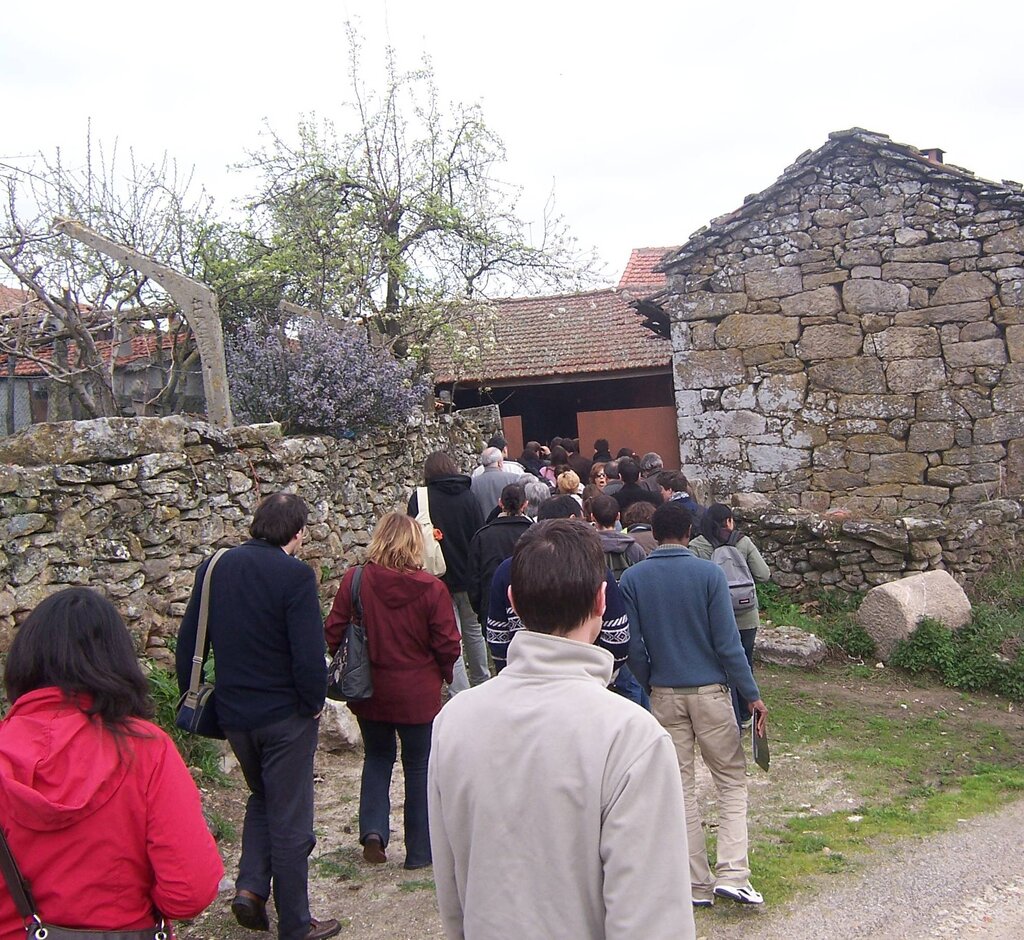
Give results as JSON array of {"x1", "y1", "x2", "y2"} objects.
[{"x1": 226, "y1": 320, "x2": 427, "y2": 436}]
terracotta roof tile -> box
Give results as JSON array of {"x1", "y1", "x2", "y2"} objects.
[
  {"x1": 616, "y1": 247, "x2": 678, "y2": 294},
  {"x1": 432, "y1": 288, "x2": 670, "y2": 384}
]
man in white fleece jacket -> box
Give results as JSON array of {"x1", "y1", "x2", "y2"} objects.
[{"x1": 428, "y1": 519, "x2": 694, "y2": 940}]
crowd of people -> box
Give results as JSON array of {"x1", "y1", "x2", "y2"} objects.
[{"x1": 0, "y1": 432, "x2": 773, "y2": 940}]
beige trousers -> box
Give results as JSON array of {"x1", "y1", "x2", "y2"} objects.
[{"x1": 651, "y1": 684, "x2": 750, "y2": 901}]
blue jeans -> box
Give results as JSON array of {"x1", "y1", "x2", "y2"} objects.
[
  {"x1": 227, "y1": 714, "x2": 319, "y2": 940},
  {"x1": 612, "y1": 664, "x2": 651, "y2": 710},
  {"x1": 732, "y1": 628, "x2": 758, "y2": 726},
  {"x1": 356, "y1": 718, "x2": 433, "y2": 868}
]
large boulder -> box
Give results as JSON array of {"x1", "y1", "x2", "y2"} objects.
[
  {"x1": 318, "y1": 699, "x2": 362, "y2": 751},
  {"x1": 754, "y1": 625, "x2": 828, "y2": 667},
  {"x1": 856, "y1": 570, "x2": 971, "y2": 660}
]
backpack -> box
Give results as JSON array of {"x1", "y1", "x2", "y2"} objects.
[
  {"x1": 415, "y1": 486, "x2": 447, "y2": 577},
  {"x1": 710, "y1": 533, "x2": 757, "y2": 613},
  {"x1": 604, "y1": 548, "x2": 635, "y2": 583}
]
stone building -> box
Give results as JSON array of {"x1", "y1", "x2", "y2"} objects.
[{"x1": 642, "y1": 128, "x2": 1024, "y2": 514}]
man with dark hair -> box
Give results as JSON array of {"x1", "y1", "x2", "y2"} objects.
[
  {"x1": 612, "y1": 458, "x2": 662, "y2": 514},
  {"x1": 484, "y1": 496, "x2": 630, "y2": 671},
  {"x1": 177, "y1": 493, "x2": 339, "y2": 940},
  {"x1": 620, "y1": 500, "x2": 767, "y2": 909},
  {"x1": 429, "y1": 520, "x2": 694, "y2": 939},
  {"x1": 566, "y1": 437, "x2": 593, "y2": 481}
]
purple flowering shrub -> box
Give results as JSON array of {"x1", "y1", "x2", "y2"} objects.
[{"x1": 226, "y1": 320, "x2": 427, "y2": 436}]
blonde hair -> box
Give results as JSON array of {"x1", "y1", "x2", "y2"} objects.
[
  {"x1": 367, "y1": 511, "x2": 424, "y2": 571},
  {"x1": 556, "y1": 470, "x2": 581, "y2": 495}
]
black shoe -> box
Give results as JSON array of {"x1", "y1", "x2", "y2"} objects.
[
  {"x1": 305, "y1": 918, "x2": 342, "y2": 940},
  {"x1": 231, "y1": 890, "x2": 270, "y2": 931}
]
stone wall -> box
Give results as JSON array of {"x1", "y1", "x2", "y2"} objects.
[
  {"x1": 733, "y1": 496, "x2": 1023, "y2": 594},
  {"x1": 664, "y1": 130, "x2": 1024, "y2": 515},
  {"x1": 0, "y1": 409, "x2": 498, "y2": 662}
]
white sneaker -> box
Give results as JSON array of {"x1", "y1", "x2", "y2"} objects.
[{"x1": 714, "y1": 883, "x2": 764, "y2": 904}]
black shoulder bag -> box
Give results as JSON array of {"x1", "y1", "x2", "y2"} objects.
[
  {"x1": 175, "y1": 548, "x2": 229, "y2": 739},
  {"x1": 326, "y1": 566, "x2": 373, "y2": 703},
  {"x1": 0, "y1": 824, "x2": 167, "y2": 939}
]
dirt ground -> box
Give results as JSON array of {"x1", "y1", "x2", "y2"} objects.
[{"x1": 178, "y1": 664, "x2": 1024, "y2": 939}]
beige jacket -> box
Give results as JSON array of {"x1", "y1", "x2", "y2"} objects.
[{"x1": 428, "y1": 630, "x2": 694, "y2": 940}]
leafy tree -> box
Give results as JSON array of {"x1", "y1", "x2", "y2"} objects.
[
  {"x1": 1, "y1": 131, "x2": 217, "y2": 420},
  {"x1": 225, "y1": 318, "x2": 426, "y2": 436},
  {"x1": 229, "y1": 27, "x2": 599, "y2": 366}
]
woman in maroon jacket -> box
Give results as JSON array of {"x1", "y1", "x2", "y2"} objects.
[
  {"x1": 326, "y1": 512, "x2": 461, "y2": 870},
  {"x1": 0, "y1": 588, "x2": 223, "y2": 940}
]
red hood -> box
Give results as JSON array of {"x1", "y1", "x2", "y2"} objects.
[
  {"x1": 364, "y1": 563, "x2": 440, "y2": 609},
  {"x1": 0, "y1": 687, "x2": 134, "y2": 832}
]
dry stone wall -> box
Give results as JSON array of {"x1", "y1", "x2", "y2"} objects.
[
  {"x1": 733, "y1": 496, "x2": 1023, "y2": 594},
  {"x1": 0, "y1": 410, "x2": 498, "y2": 662},
  {"x1": 665, "y1": 131, "x2": 1024, "y2": 515}
]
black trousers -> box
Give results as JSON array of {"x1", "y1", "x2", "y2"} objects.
[{"x1": 227, "y1": 714, "x2": 319, "y2": 940}]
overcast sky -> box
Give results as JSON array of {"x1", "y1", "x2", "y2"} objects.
[{"x1": 4, "y1": 0, "x2": 1023, "y2": 287}]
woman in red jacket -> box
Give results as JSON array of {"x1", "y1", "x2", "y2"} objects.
[
  {"x1": 0, "y1": 588, "x2": 223, "y2": 940},
  {"x1": 326, "y1": 512, "x2": 461, "y2": 870}
]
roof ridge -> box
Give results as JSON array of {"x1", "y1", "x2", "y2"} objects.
[{"x1": 658, "y1": 128, "x2": 1024, "y2": 272}]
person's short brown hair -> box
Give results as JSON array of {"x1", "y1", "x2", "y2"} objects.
[
  {"x1": 250, "y1": 492, "x2": 308, "y2": 546},
  {"x1": 510, "y1": 519, "x2": 604, "y2": 635},
  {"x1": 619, "y1": 459, "x2": 640, "y2": 484},
  {"x1": 590, "y1": 494, "x2": 620, "y2": 528},
  {"x1": 424, "y1": 451, "x2": 458, "y2": 482},
  {"x1": 367, "y1": 511, "x2": 424, "y2": 570},
  {"x1": 622, "y1": 500, "x2": 655, "y2": 528}
]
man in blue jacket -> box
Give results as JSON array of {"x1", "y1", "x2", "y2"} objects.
[
  {"x1": 620, "y1": 501, "x2": 768, "y2": 909},
  {"x1": 177, "y1": 492, "x2": 339, "y2": 940}
]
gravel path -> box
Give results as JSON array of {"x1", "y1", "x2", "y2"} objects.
[{"x1": 706, "y1": 798, "x2": 1024, "y2": 940}]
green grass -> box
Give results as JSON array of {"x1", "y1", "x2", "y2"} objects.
[
  {"x1": 313, "y1": 848, "x2": 364, "y2": 881},
  {"x1": 709, "y1": 666, "x2": 1024, "y2": 910},
  {"x1": 747, "y1": 765, "x2": 1024, "y2": 906},
  {"x1": 146, "y1": 664, "x2": 225, "y2": 781},
  {"x1": 399, "y1": 879, "x2": 435, "y2": 893}
]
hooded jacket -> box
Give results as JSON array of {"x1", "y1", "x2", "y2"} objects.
[
  {"x1": 325, "y1": 562, "x2": 462, "y2": 725},
  {"x1": 466, "y1": 514, "x2": 533, "y2": 620},
  {"x1": 0, "y1": 688, "x2": 223, "y2": 939},
  {"x1": 408, "y1": 475, "x2": 484, "y2": 593}
]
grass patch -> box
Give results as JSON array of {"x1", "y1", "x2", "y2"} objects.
[
  {"x1": 314, "y1": 848, "x2": 364, "y2": 881},
  {"x1": 749, "y1": 765, "x2": 1024, "y2": 905},
  {"x1": 720, "y1": 667, "x2": 1024, "y2": 909},
  {"x1": 399, "y1": 879, "x2": 435, "y2": 893}
]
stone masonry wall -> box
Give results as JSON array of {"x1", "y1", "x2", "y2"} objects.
[
  {"x1": 0, "y1": 409, "x2": 498, "y2": 663},
  {"x1": 732, "y1": 496, "x2": 1023, "y2": 594},
  {"x1": 665, "y1": 132, "x2": 1024, "y2": 515}
]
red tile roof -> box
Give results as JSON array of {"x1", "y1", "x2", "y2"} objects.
[
  {"x1": 6, "y1": 334, "x2": 183, "y2": 377},
  {"x1": 1, "y1": 285, "x2": 185, "y2": 377},
  {"x1": 432, "y1": 287, "x2": 671, "y2": 384},
  {"x1": 616, "y1": 247, "x2": 678, "y2": 295}
]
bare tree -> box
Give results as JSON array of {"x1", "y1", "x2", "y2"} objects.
[{"x1": 0, "y1": 131, "x2": 218, "y2": 419}]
